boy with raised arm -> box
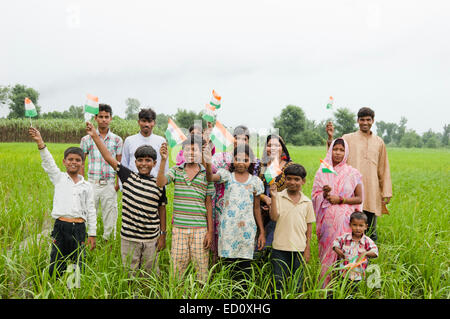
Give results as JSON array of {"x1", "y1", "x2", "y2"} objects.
[
  {"x1": 86, "y1": 121, "x2": 167, "y2": 276},
  {"x1": 156, "y1": 135, "x2": 215, "y2": 283}
]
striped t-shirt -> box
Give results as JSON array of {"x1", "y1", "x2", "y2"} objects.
[
  {"x1": 116, "y1": 163, "x2": 167, "y2": 242},
  {"x1": 166, "y1": 163, "x2": 215, "y2": 228}
]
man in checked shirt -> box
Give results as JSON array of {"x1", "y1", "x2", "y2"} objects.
[{"x1": 80, "y1": 104, "x2": 123, "y2": 242}]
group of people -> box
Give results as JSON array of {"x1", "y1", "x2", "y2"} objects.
[{"x1": 27, "y1": 103, "x2": 392, "y2": 296}]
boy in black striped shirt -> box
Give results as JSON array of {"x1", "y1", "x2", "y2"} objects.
[{"x1": 86, "y1": 121, "x2": 167, "y2": 276}]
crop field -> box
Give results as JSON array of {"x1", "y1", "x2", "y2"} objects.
[{"x1": 0, "y1": 142, "x2": 448, "y2": 299}]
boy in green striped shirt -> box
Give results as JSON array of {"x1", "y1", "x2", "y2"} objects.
[{"x1": 157, "y1": 134, "x2": 215, "y2": 283}]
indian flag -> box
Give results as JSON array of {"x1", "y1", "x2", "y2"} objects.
[
  {"x1": 165, "y1": 118, "x2": 187, "y2": 148},
  {"x1": 210, "y1": 90, "x2": 221, "y2": 109},
  {"x1": 320, "y1": 159, "x2": 338, "y2": 175},
  {"x1": 202, "y1": 103, "x2": 216, "y2": 122},
  {"x1": 264, "y1": 159, "x2": 282, "y2": 185},
  {"x1": 326, "y1": 96, "x2": 334, "y2": 109},
  {"x1": 84, "y1": 94, "x2": 99, "y2": 115},
  {"x1": 210, "y1": 120, "x2": 234, "y2": 152},
  {"x1": 24, "y1": 98, "x2": 37, "y2": 117}
]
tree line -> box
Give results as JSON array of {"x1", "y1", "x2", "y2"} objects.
[{"x1": 1, "y1": 83, "x2": 448, "y2": 148}]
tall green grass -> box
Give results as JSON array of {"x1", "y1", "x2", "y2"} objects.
[{"x1": 0, "y1": 143, "x2": 448, "y2": 298}]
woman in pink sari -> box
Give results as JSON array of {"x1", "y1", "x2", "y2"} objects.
[{"x1": 312, "y1": 138, "x2": 363, "y2": 287}]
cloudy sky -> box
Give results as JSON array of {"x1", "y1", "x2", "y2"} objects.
[{"x1": 1, "y1": 0, "x2": 449, "y2": 134}]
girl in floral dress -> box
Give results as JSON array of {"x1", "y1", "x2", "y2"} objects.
[{"x1": 205, "y1": 144, "x2": 265, "y2": 279}]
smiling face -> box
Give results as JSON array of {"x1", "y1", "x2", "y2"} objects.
[
  {"x1": 135, "y1": 156, "x2": 155, "y2": 175},
  {"x1": 233, "y1": 152, "x2": 251, "y2": 173},
  {"x1": 266, "y1": 137, "x2": 282, "y2": 160},
  {"x1": 285, "y1": 174, "x2": 305, "y2": 193},
  {"x1": 63, "y1": 153, "x2": 83, "y2": 175},
  {"x1": 350, "y1": 218, "x2": 368, "y2": 239},
  {"x1": 357, "y1": 115, "x2": 374, "y2": 133},
  {"x1": 138, "y1": 118, "x2": 155, "y2": 137},
  {"x1": 95, "y1": 110, "x2": 112, "y2": 130}
]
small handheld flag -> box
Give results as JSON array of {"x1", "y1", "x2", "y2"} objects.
[
  {"x1": 25, "y1": 97, "x2": 37, "y2": 126},
  {"x1": 210, "y1": 90, "x2": 221, "y2": 110},
  {"x1": 165, "y1": 118, "x2": 187, "y2": 148},
  {"x1": 326, "y1": 96, "x2": 334, "y2": 109},
  {"x1": 84, "y1": 94, "x2": 99, "y2": 115},
  {"x1": 210, "y1": 120, "x2": 234, "y2": 152},
  {"x1": 264, "y1": 159, "x2": 282, "y2": 185},
  {"x1": 25, "y1": 98, "x2": 37, "y2": 118},
  {"x1": 345, "y1": 255, "x2": 367, "y2": 271},
  {"x1": 202, "y1": 103, "x2": 216, "y2": 123},
  {"x1": 320, "y1": 159, "x2": 338, "y2": 175}
]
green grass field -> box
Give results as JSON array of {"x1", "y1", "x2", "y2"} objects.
[{"x1": 0, "y1": 142, "x2": 449, "y2": 299}]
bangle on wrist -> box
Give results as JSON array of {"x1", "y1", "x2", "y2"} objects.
[
  {"x1": 339, "y1": 196, "x2": 344, "y2": 204},
  {"x1": 38, "y1": 144, "x2": 46, "y2": 150},
  {"x1": 160, "y1": 230, "x2": 167, "y2": 235}
]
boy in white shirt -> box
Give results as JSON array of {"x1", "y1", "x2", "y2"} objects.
[{"x1": 29, "y1": 127, "x2": 96, "y2": 278}]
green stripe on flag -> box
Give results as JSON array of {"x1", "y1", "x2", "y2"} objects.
[
  {"x1": 202, "y1": 113, "x2": 215, "y2": 123},
  {"x1": 322, "y1": 167, "x2": 338, "y2": 175},
  {"x1": 25, "y1": 109, "x2": 37, "y2": 117},
  {"x1": 165, "y1": 130, "x2": 178, "y2": 148},
  {"x1": 84, "y1": 104, "x2": 99, "y2": 115},
  {"x1": 210, "y1": 101, "x2": 221, "y2": 109},
  {"x1": 264, "y1": 169, "x2": 274, "y2": 184},
  {"x1": 210, "y1": 133, "x2": 229, "y2": 152}
]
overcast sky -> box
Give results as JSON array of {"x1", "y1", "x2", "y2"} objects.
[{"x1": 1, "y1": 0, "x2": 449, "y2": 134}]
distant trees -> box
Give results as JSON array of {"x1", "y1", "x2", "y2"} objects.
[
  {"x1": 1, "y1": 83, "x2": 448, "y2": 148},
  {"x1": 41, "y1": 105, "x2": 84, "y2": 119},
  {"x1": 124, "y1": 98, "x2": 141, "y2": 120},
  {"x1": 6, "y1": 84, "x2": 41, "y2": 119},
  {"x1": 273, "y1": 105, "x2": 306, "y2": 144}
]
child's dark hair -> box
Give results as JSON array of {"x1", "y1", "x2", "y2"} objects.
[
  {"x1": 134, "y1": 145, "x2": 157, "y2": 160},
  {"x1": 189, "y1": 124, "x2": 202, "y2": 134},
  {"x1": 350, "y1": 211, "x2": 368, "y2": 224},
  {"x1": 98, "y1": 103, "x2": 112, "y2": 116},
  {"x1": 230, "y1": 144, "x2": 255, "y2": 174},
  {"x1": 182, "y1": 134, "x2": 205, "y2": 150},
  {"x1": 233, "y1": 125, "x2": 250, "y2": 139},
  {"x1": 284, "y1": 163, "x2": 307, "y2": 179},
  {"x1": 357, "y1": 107, "x2": 375, "y2": 119},
  {"x1": 64, "y1": 147, "x2": 85, "y2": 161},
  {"x1": 138, "y1": 108, "x2": 156, "y2": 121}
]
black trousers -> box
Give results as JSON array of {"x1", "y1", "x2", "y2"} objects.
[
  {"x1": 221, "y1": 258, "x2": 253, "y2": 281},
  {"x1": 49, "y1": 219, "x2": 87, "y2": 278},
  {"x1": 363, "y1": 210, "x2": 377, "y2": 242},
  {"x1": 271, "y1": 249, "x2": 305, "y2": 298}
]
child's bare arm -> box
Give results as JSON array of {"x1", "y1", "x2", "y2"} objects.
[
  {"x1": 156, "y1": 205, "x2": 167, "y2": 251},
  {"x1": 203, "y1": 143, "x2": 221, "y2": 182},
  {"x1": 86, "y1": 121, "x2": 118, "y2": 170},
  {"x1": 364, "y1": 250, "x2": 378, "y2": 258},
  {"x1": 268, "y1": 183, "x2": 279, "y2": 221},
  {"x1": 156, "y1": 142, "x2": 169, "y2": 188},
  {"x1": 304, "y1": 223, "x2": 312, "y2": 263},
  {"x1": 333, "y1": 246, "x2": 345, "y2": 259},
  {"x1": 253, "y1": 194, "x2": 265, "y2": 250},
  {"x1": 203, "y1": 195, "x2": 213, "y2": 249}
]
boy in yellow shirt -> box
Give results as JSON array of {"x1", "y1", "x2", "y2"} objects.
[{"x1": 269, "y1": 163, "x2": 315, "y2": 298}]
